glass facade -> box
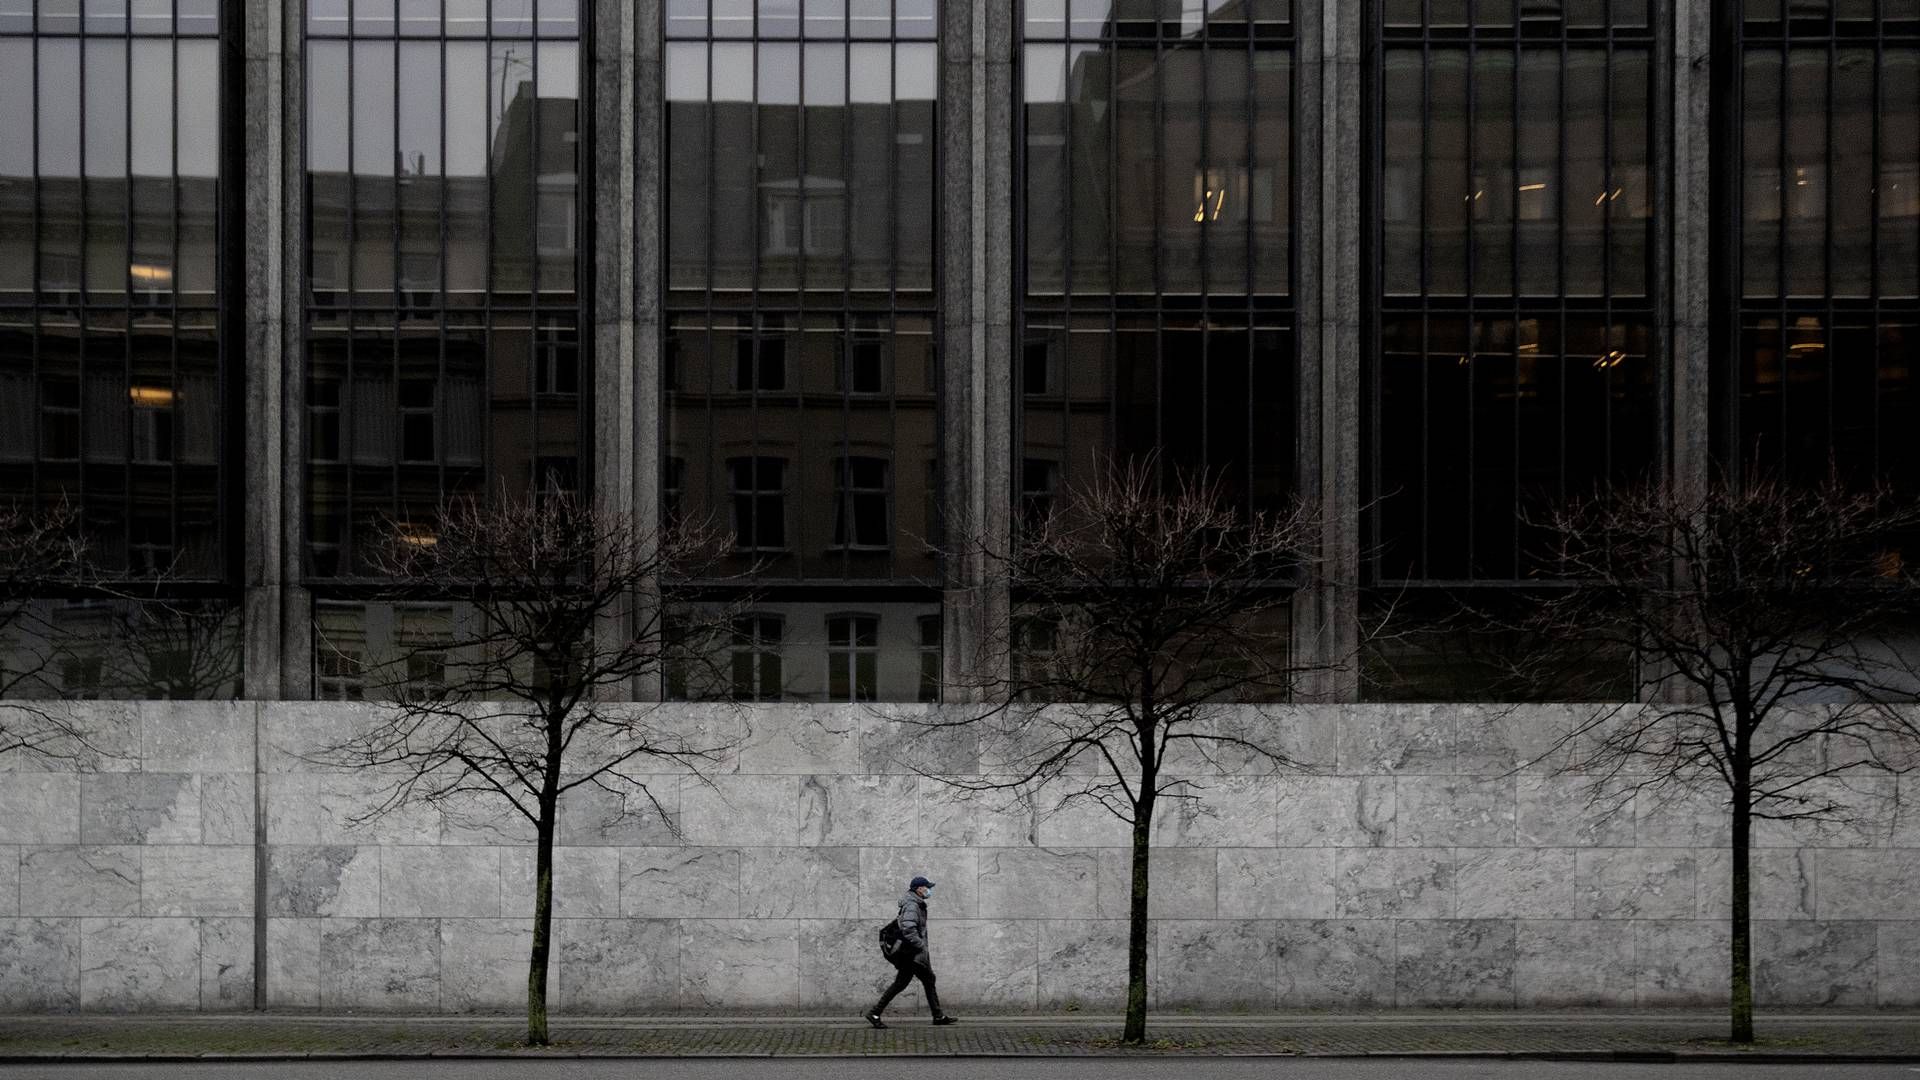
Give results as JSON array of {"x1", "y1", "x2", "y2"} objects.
[
  {"x1": 1369, "y1": 0, "x2": 1660, "y2": 588},
  {"x1": 0, "y1": 0, "x2": 239, "y2": 698},
  {"x1": 1728, "y1": 3, "x2": 1920, "y2": 506},
  {"x1": 1, "y1": 0, "x2": 1916, "y2": 704},
  {"x1": 662, "y1": 0, "x2": 941, "y2": 701},
  {"x1": 303, "y1": 0, "x2": 585, "y2": 684},
  {"x1": 1020, "y1": 0, "x2": 1294, "y2": 516}
]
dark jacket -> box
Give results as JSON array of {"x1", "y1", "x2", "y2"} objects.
[{"x1": 895, "y1": 891, "x2": 930, "y2": 967}]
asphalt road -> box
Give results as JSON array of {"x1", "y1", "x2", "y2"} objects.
[{"x1": 1, "y1": 1062, "x2": 1916, "y2": 1080}]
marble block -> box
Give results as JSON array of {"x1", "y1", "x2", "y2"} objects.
[
  {"x1": 200, "y1": 917, "x2": 255, "y2": 1009},
  {"x1": 1755, "y1": 920, "x2": 1877, "y2": 1006},
  {"x1": 1393, "y1": 775, "x2": 1515, "y2": 848},
  {"x1": 858, "y1": 708, "x2": 981, "y2": 776},
  {"x1": 1334, "y1": 849, "x2": 1455, "y2": 919},
  {"x1": 1516, "y1": 774, "x2": 1634, "y2": 847},
  {"x1": 1455, "y1": 848, "x2": 1576, "y2": 919},
  {"x1": 939, "y1": 919, "x2": 1038, "y2": 1009},
  {"x1": 265, "y1": 918, "x2": 321, "y2": 1008},
  {"x1": 1632, "y1": 788, "x2": 1726, "y2": 848},
  {"x1": 1754, "y1": 778, "x2": 1896, "y2": 849},
  {"x1": 976, "y1": 848, "x2": 1097, "y2": 919},
  {"x1": 0, "y1": 849, "x2": 15, "y2": 917},
  {"x1": 80, "y1": 917, "x2": 201, "y2": 1009},
  {"x1": 1155, "y1": 919, "x2": 1279, "y2": 1008},
  {"x1": 1634, "y1": 920, "x2": 1730, "y2": 1006},
  {"x1": 1097, "y1": 846, "x2": 1218, "y2": 920},
  {"x1": 21, "y1": 847, "x2": 140, "y2": 917},
  {"x1": 558, "y1": 779, "x2": 683, "y2": 847},
  {"x1": 1273, "y1": 920, "x2": 1395, "y2": 1007},
  {"x1": 736, "y1": 706, "x2": 862, "y2": 775},
  {"x1": 141, "y1": 701, "x2": 253, "y2": 773},
  {"x1": 440, "y1": 919, "x2": 535, "y2": 1012},
  {"x1": 797, "y1": 919, "x2": 898, "y2": 1010},
  {"x1": 1151, "y1": 778, "x2": 1278, "y2": 848},
  {"x1": 0, "y1": 774, "x2": 80, "y2": 845},
  {"x1": 1393, "y1": 919, "x2": 1517, "y2": 1007},
  {"x1": 200, "y1": 773, "x2": 256, "y2": 846},
  {"x1": 378, "y1": 846, "x2": 501, "y2": 918},
  {"x1": 320, "y1": 918, "x2": 442, "y2": 1010},
  {"x1": 678, "y1": 918, "x2": 799, "y2": 1009},
  {"x1": 437, "y1": 789, "x2": 538, "y2": 847},
  {"x1": 1694, "y1": 848, "x2": 1815, "y2": 920},
  {"x1": 679, "y1": 776, "x2": 800, "y2": 847},
  {"x1": 555, "y1": 918, "x2": 679, "y2": 1012},
  {"x1": 1514, "y1": 921, "x2": 1635, "y2": 1005},
  {"x1": 621, "y1": 848, "x2": 743, "y2": 919},
  {"x1": 1275, "y1": 775, "x2": 1393, "y2": 847},
  {"x1": 1574, "y1": 849, "x2": 1696, "y2": 920},
  {"x1": 741, "y1": 848, "x2": 862, "y2": 919},
  {"x1": 141, "y1": 846, "x2": 253, "y2": 917},
  {"x1": 1336, "y1": 704, "x2": 1452, "y2": 775},
  {"x1": 0, "y1": 918, "x2": 80, "y2": 1009},
  {"x1": 267, "y1": 846, "x2": 380, "y2": 918},
  {"x1": 919, "y1": 777, "x2": 1038, "y2": 849},
  {"x1": 1029, "y1": 790, "x2": 1124, "y2": 848},
  {"x1": 80, "y1": 773, "x2": 201, "y2": 845},
  {"x1": 1879, "y1": 922, "x2": 1920, "y2": 1006},
  {"x1": 1813, "y1": 849, "x2": 1912, "y2": 920},
  {"x1": 859, "y1": 848, "x2": 979, "y2": 920},
  {"x1": 503, "y1": 847, "x2": 621, "y2": 919},
  {"x1": 1215, "y1": 848, "x2": 1333, "y2": 920},
  {"x1": 1036, "y1": 920, "x2": 1133, "y2": 1011},
  {"x1": 798, "y1": 774, "x2": 919, "y2": 847}
]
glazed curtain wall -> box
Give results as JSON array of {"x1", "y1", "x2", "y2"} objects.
[
  {"x1": 662, "y1": 1, "x2": 942, "y2": 703},
  {"x1": 1726, "y1": 3, "x2": 1920, "y2": 508},
  {"x1": 302, "y1": 0, "x2": 586, "y2": 698},
  {"x1": 1019, "y1": 1, "x2": 1295, "y2": 520},
  {"x1": 0, "y1": 1, "x2": 239, "y2": 700}
]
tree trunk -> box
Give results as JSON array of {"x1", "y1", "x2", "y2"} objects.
[
  {"x1": 1729, "y1": 786, "x2": 1754, "y2": 1044},
  {"x1": 1123, "y1": 805, "x2": 1153, "y2": 1045},
  {"x1": 527, "y1": 814, "x2": 556, "y2": 1046}
]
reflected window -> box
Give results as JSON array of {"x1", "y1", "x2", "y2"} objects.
[
  {"x1": 729, "y1": 456, "x2": 788, "y2": 551},
  {"x1": 826, "y1": 613, "x2": 879, "y2": 702},
  {"x1": 832, "y1": 456, "x2": 890, "y2": 550},
  {"x1": 731, "y1": 613, "x2": 785, "y2": 702},
  {"x1": 916, "y1": 614, "x2": 941, "y2": 703}
]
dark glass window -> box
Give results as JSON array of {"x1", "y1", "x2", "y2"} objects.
[
  {"x1": 0, "y1": 7, "x2": 240, "y2": 700},
  {"x1": 664, "y1": 3, "x2": 941, "y2": 701},
  {"x1": 304, "y1": 2, "x2": 584, "y2": 582},
  {"x1": 1021, "y1": 4, "x2": 1294, "y2": 515},
  {"x1": 1727, "y1": 6, "x2": 1920, "y2": 510},
  {"x1": 1367, "y1": 3, "x2": 1659, "y2": 589},
  {"x1": 916, "y1": 612, "x2": 941, "y2": 702}
]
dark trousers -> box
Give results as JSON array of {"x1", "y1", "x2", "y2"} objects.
[{"x1": 874, "y1": 957, "x2": 941, "y2": 1016}]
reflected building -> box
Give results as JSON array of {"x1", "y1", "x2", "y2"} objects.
[{"x1": 0, "y1": 0, "x2": 1915, "y2": 704}]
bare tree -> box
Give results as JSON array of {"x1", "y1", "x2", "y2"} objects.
[
  {"x1": 310, "y1": 490, "x2": 750, "y2": 1045},
  {"x1": 0, "y1": 499, "x2": 96, "y2": 760},
  {"x1": 930, "y1": 457, "x2": 1332, "y2": 1044},
  {"x1": 1513, "y1": 474, "x2": 1920, "y2": 1043}
]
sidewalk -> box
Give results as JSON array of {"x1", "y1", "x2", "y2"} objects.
[{"x1": 2, "y1": 1010, "x2": 1917, "y2": 1062}]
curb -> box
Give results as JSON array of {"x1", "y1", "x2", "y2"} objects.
[{"x1": 5, "y1": 1051, "x2": 1920, "y2": 1065}]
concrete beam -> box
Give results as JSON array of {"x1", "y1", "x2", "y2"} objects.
[{"x1": 242, "y1": 0, "x2": 289, "y2": 701}]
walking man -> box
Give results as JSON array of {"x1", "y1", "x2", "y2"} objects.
[{"x1": 867, "y1": 875, "x2": 957, "y2": 1028}]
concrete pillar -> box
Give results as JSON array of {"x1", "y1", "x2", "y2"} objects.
[
  {"x1": 594, "y1": 0, "x2": 651, "y2": 700},
  {"x1": 1669, "y1": 0, "x2": 1712, "y2": 501},
  {"x1": 1291, "y1": 0, "x2": 1364, "y2": 702},
  {"x1": 239, "y1": 0, "x2": 281, "y2": 700},
  {"x1": 940, "y1": 0, "x2": 1016, "y2": 699}
]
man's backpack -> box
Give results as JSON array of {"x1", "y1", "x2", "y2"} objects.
[{"x1": 877, "y1": 919, "x2": 904, "y2": 959}]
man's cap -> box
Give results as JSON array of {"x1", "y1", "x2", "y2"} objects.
[{"x1": 909, "y1": 876, "x2": 935, "y2": 890}]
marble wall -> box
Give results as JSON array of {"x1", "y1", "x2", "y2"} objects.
[{"x1": 2, "y1": 700, "x2": 1916, "y2": 1012}]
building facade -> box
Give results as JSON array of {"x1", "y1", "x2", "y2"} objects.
[{"x1": 0, "y1": 0, "x2": 1917, "y2": 702}]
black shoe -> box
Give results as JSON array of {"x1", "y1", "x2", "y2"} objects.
[
  {"x1": 932, "y1": 1015, "x2": 959, "y2": 1026},
  {"x1": 865, "y1": 1013, "x2": 887, "y2": 1029}
]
